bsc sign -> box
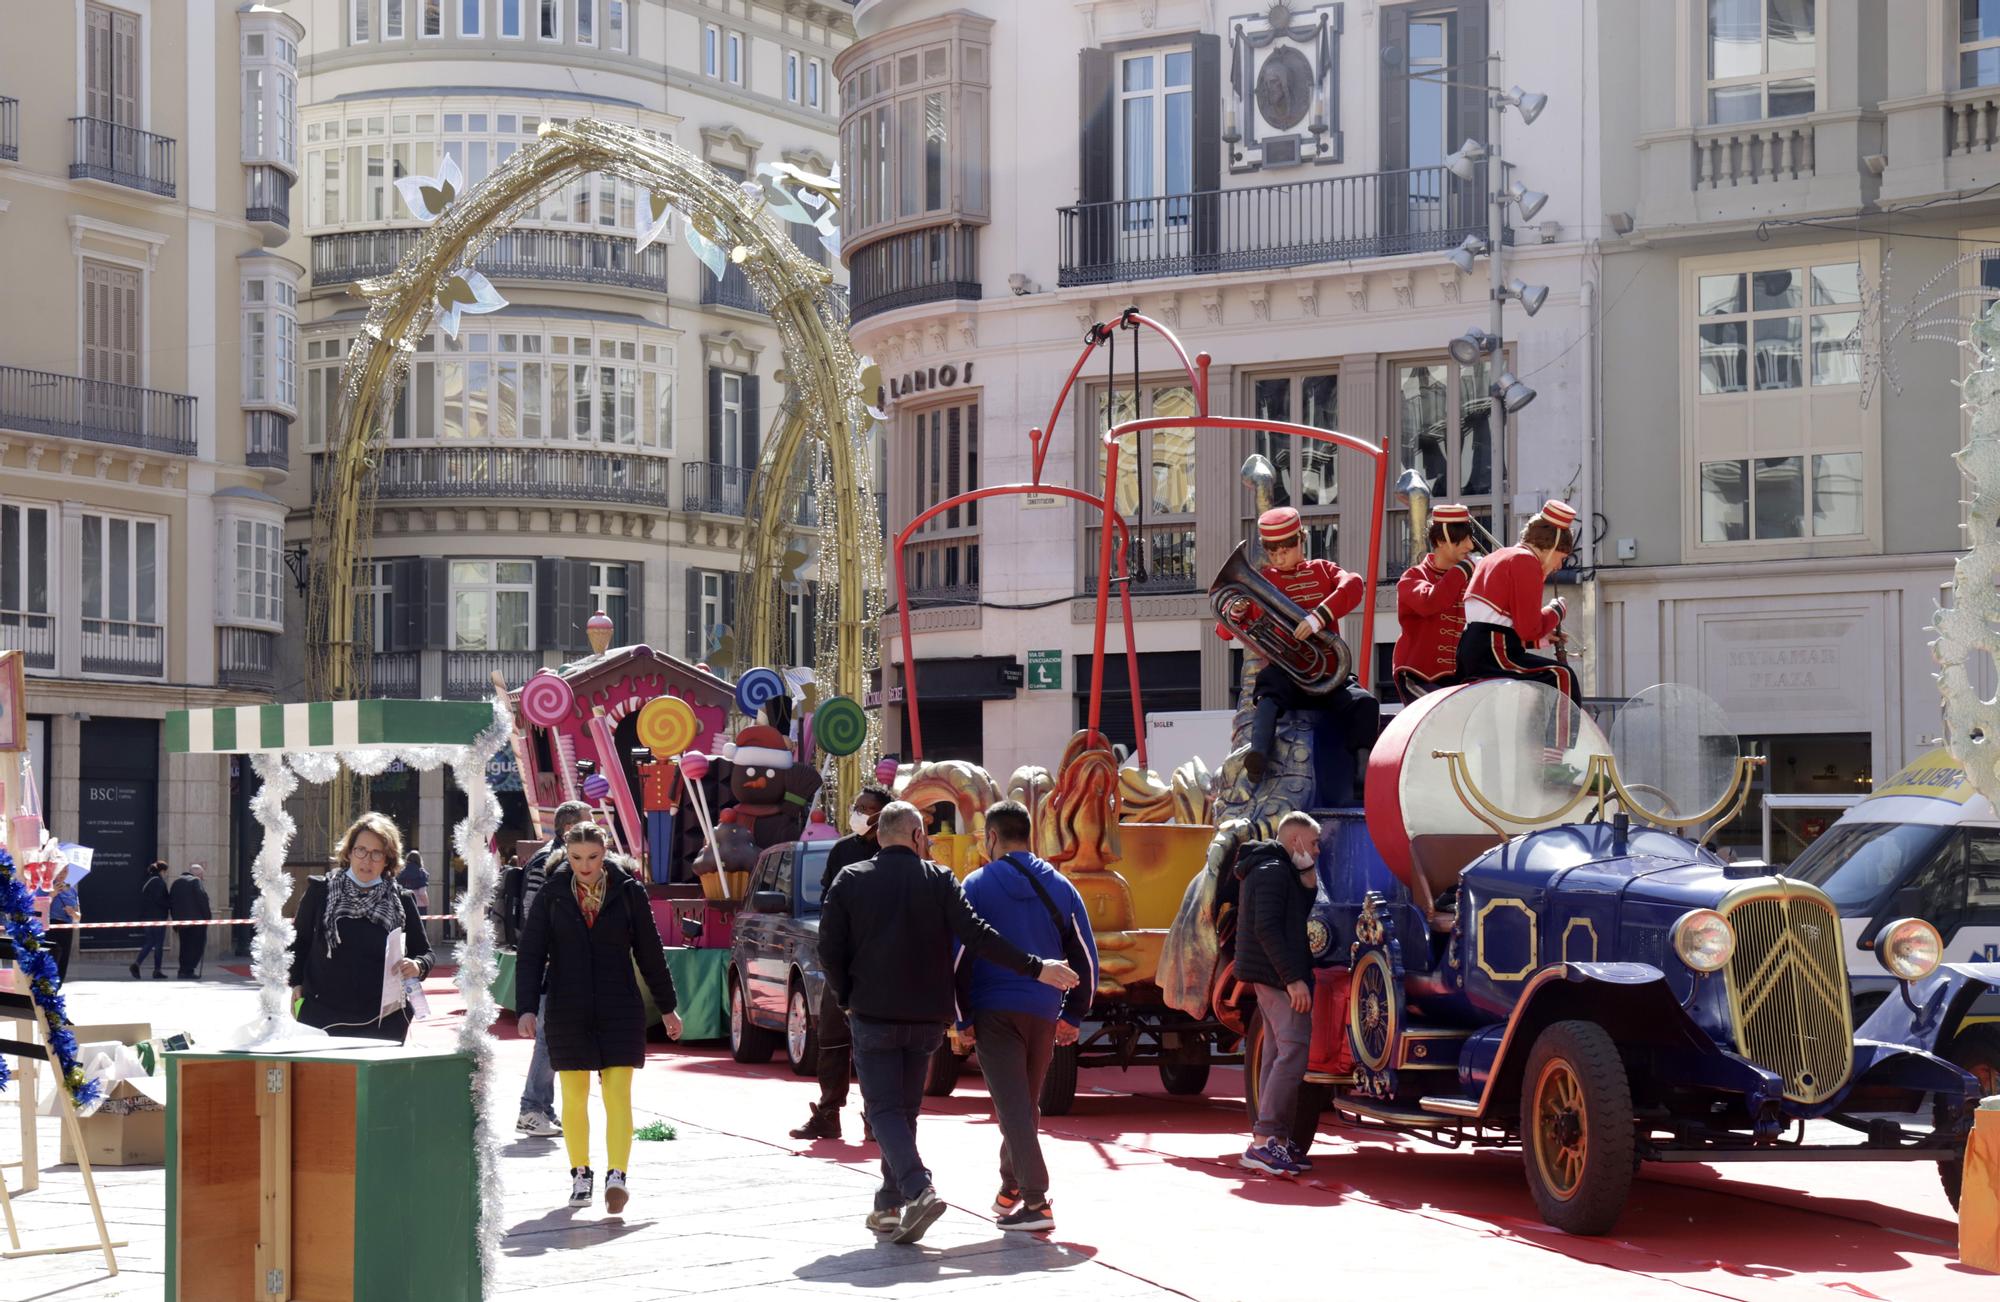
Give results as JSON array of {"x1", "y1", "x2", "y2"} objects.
[{"x1": 1026, "y1": 650, "x2": 1062, "y2": 692}]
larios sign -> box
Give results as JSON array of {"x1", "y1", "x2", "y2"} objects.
[{"x1": 888, "y1": 361, "x2": 974, "y2": 400}]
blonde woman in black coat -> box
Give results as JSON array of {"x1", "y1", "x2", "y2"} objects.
[
  {"x1": 290, "y1": 813, "x2": 433, "y2": 1043},
  {"x1": 516, "y1": 823, "x2": 680, "y2": 1213}
]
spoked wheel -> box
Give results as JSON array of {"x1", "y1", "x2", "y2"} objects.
[
  {"x1": 1940, "y1": 1025, "x2": 2000, "y2": 1208},
  {"x1": 728, "y1": 974, "x2": 778, "y2": 1064},
  {"x1": 1349, "y1": 949, "x2": 1396, "y2": 1073},
  {"x1": 1520, "y1": 1020, "x2": 1634, "y2": 1235},
  {"x1": 785, "y1": 983, "x2": 819, "y2": 1077}
]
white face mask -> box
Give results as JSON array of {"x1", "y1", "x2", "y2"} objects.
[
  {"x1": 849, "y1": 811, "x2": 871, "y2": 836},
  {"x1": 1290, "y1": 850, "x2": 1316, "y2": 871}
]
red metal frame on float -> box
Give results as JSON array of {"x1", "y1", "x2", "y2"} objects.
[{"x1": 891, "y1": 310, "x2": 1389, "y2": 769}]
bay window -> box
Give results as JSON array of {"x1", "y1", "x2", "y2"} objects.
[
  {"x1": 839, "y1": 26, "x2": 990, "y2": 243},
  {"x1": 451, "y1": 560, "x2": 534, "y2": 650},
  {"x1": 1705, "y1": 0, "x2": 1816, "y2": 125},
  {"x1": 1965, "y1": 0, "x2": 2000, "y2": 88},
  {"x1": 243, "y1": 274, "x2": 299, "y2": 413},
  {"x1": 230, "y1": 518, "x2": 284, "y2": 627},
  {"x1": 0, "y1": 502, "x2": 53, "y2": 668},
  {"x1": 1684, "y1": 244, "x2": 1875, "y2": 552}
]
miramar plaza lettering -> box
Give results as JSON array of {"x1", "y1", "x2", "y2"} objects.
[{"x1": 1727, "y1": 645, "x2": 1839, "y2": 691}]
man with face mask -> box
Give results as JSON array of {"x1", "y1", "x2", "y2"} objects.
[
  {"x1": 789, "y1": 783, "x2": 893, "y2": 1141},
  {"x1": 1234, "y1": 811, "x2": 1323, "y2": 1176}
]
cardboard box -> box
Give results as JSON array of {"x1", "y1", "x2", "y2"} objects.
[{"x1": 59, "y1": 1079, "x2": 167, "y2": 1166}]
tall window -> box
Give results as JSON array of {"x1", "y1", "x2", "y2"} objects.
[
  {"x1": 450, "y1": 560, "x2": 534, "y2": 650},
  {"x1": 243, "y1": 276, "x2": 299, "y2": 411},
  {"x1": 242, "y1": 27, "x2": 299, "y2": 167},
  {"x1": 1242, "y1": 370, "x2": 1346, "y2": 562},
  {"x1": 590, "y1": 562, "x2": 628, "y2": 642},
  {"x1": 728, "y1": 30, "x2": 744, "y2": 83},
  {"x1": 1389, "y1": 361, "x2": 1496, "y2": 574},
  {"x1": 1091, "y1": 384, "x2": 1197, "y2": 591},
  {"x1": 349, "y1": 0, "x2": 371, "y2": 43},
  {"x1": 232, "y1": 520, "x2": 283, "y2": 625},
  {"x1": 383, "y1": 0, "x2": 404, "y2": 39},
  {"x1": 693, "y1": 569, "x2": 726, "y2": 659},
  {"x1": 422, "y1": 0, "x2": 443, "y2": 36},
  {"x1": 538, "y1": 0, "x2": 560, "y2": 41},
  {"x1": 500, "y1": 0, "x2": 521, "y2": 38},
  {"x1": 356, "y1": 560, "x2": 393, "y2": 653},
  {"x1": 704, "y1": 24, "x2": 719, "y2": 76},
  {"x1": 606, "y1": 0, "x2": 626, "y2": 52},
  {"x1": 703, "y1": 25, "x2": 743, "y2": 81},
  {"x1": 575, "y1": 0, "x2": 593, "y2": 44},
  {"x1": 842, "y1": 32, "x2": 989, "y2": 240},
  {"x1": 1692, "y1": 257, "x2": 1864, "y2": 543},
  {"x1": 908, "y1": 398, "x2": 980, "y2": 599},
  {"x1": 1118, "y1": 47, "x2": 1191, "y2": 210},
  {"x1": 808, "y1": 57, "x2": 824, "y2": 109},
  {"x1": 0, "y1": 503, "x2": 53, "y2": 651},
  {"x1": 80, "y1": 512, "x2": 159, "y2": 631},
  {"x1": 717, "y1": 371, "x2": 744, "y2": 465},
  {"x1": 1706, "y1": 0, "x2": 1816, "y2": 124},
  {"x1": 787, "y1": 51, "x2": 801, "y2": 103},
  {"x1": 82, "y1": 258, "x2": 142, "y2": 388},
  {"x1": 456, "y1": 0, "x2": 478, "y2": 38},
  {"x1": 86, "y1": 3, "x2": 140, "y2": 127},
  {"x1": 1965, "y1": 1, "x2": 2000, "y2": 88}
]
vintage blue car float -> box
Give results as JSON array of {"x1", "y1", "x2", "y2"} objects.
[{"x1": 1239, "y1": 680, "x2": 2000, "y2": 1235}]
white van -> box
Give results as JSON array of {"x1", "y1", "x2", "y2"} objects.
[{"x1": 1788, "y1": 748, "x2": 2000, "y2": 1029}]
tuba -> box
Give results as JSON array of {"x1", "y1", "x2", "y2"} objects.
[{"x1": 1209, "y1": 541, "x2": 1352, "y2": 693}]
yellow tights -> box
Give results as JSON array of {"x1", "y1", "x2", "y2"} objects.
[{"x1": 558, "y1": 1067, "x2": 634, "y2": 1172}]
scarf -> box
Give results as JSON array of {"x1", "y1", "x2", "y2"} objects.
[
  {"x1": 322, "y1": 868, "x2": 406, "y2": 958},
  {"x1": 573, "y1": 869, "x2": 608, "y2": 928}
]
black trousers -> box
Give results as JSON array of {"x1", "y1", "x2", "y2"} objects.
[
  {"x1": 1455, "y1": 622, "x2": 1582, "y2": 748},
  {"x1": 974, "y1": 1009, "x2": 1057, "y2": 1200},
  {"x1": 815, "y1": 984, "x2": 851, "y2": 1109},
  {"x1": 1393, "y1": 667, "x2": 1451, "y2": 705},
  {"x1": 52, "y1": 927, "x2": 74, "y2": 984},
  {"x1": 177, "y1": 924, "x2": 207, "y2": 977},
  {"x1": 1250, "y1": 665, "x2": 1380, "y2": 804},
  {"x1": 301, "y1": 1001, "x2": 413, "y2": 1044}
]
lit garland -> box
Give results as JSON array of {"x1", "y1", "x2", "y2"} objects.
[
  {"x1": 1939, "y1": 307, "x2": 2000, "y2": 798},
  {"x1": 0, "y1": 847, "x2": 104, "y2": 1111}
]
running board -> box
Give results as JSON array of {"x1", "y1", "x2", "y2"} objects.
[
  {"x1": 1303, "y1": 1071, "x2": 1356, "y2": 1086},
  {"x1": 1643, "y1": 1146, "x2": 1953, "y2": 1163},
  {"x1": 1418, "y1": 1095, "x2": 1483, "y2": 1117},
  {"x1": 1336, "y1": 1097, "x2": 1454, "y2": 1128}
]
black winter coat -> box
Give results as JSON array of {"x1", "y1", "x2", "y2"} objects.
[
  {"x1": 516, "y1": 865, "x2": 678, "y2": 1072},
  {"x1": 169, "y1": 876, "x2": 211, "y2": 921},
  {"x1": 1233, "y1": 841, "x2": 1314, "y2": 988},
  {"x1": 139, "y1": 873, "x2": 171, "y2": 922},
  {"x1": 288, "y1": 876, "x2": 434, "y2": 1030}
]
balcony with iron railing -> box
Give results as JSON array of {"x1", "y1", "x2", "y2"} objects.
[
  {"x1": 314, "y1": 446, "x2": 673, "y2": 508},
  {"x1": 1080, "y1": 525, "x2": 1200, "y2": 596},
  {"x1": 0, "y1": 365, "x2": 198, "y2": 456},
  {"x1": 849, "y1": 224, "x2": 980, "y2": 323},
  {"x1": 217, "y1": 626, "x2": 278, "y2": 694},
  {"x1": 905, "y1": 535, "x2": 980, "y2": 604},
  {"x1": 70, "y1": 117, "x2": 176, "y2": 197},
  {"x1": 444, "y1": 649, "x2": 540, "y2": 699},
  {"x1": 1, "y1": 97, "x2": 17, "y2": 162},
  {"x1": 700, "y1": 262, "x2": 765, "y2": 314},
  {"x1": 366, "y1": 650, "x2": 421, "y2": 698},
  {"x1": 245, "y1": 164, "x2": 291, "y2": 231},
  {"x1": 245, "y1": 410, "x2": 290, "y2": 474},
  {"x1": 0, "y1": 610, "x2": 53, "y2": 672},
  {"x1": 312, "y1": 228, "x2": 667, "y2": 292},
  {"x1": 1058, "y1": 165, "x2": 1486, "y2": 287},
  {"x1": 682, "y1": 461, "x2": 751, "y2": 516},
  {"x1": 81, "y1": 618, "x2": 164, "y2": 678}
]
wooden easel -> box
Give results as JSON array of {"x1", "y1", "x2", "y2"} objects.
[{"x1": 0, "y1": 988, "x2": 123, "y2": 1272}]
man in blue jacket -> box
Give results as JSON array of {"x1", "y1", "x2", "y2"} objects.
[{"x1": 954, "y1": 801, "x2": 1098, "y2": 1234}]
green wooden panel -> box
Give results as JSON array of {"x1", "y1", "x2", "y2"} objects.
[{"x1": 354, "y1": 1053, "x2": 482, "y2": 1301}]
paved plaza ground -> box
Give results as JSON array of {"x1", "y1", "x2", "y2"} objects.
[{"x1": 4, "y1": 958, "x2": 1995, "y2": 1301}]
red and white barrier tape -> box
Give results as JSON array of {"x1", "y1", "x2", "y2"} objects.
[{"x1": 37, "y1": 914, "x2": 461, "y2": 930}]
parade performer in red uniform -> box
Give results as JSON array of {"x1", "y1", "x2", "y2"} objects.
[
  {"x1": 1218, "y1": 507, "x2": 1380, "y2": 800},
  {"x1": 1458, "y1": 499, "x2": 1582, "y2": 749},
  {"x1": 1392, "y1": 502, "x2": 1477, "y2": 704}
]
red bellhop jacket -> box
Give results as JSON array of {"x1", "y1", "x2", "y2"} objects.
[{"x1": 1393, "y1": 557, "x2": 1471, "y2": 681}]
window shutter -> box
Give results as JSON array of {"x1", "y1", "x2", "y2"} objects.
[
  {"x1": 386, "y1": 558, "x2": 412, "y2": 652},
  {"x1": 623, "y1": 559, "x2": 644, "y2": 645},
  {"x1": 1192, "y1": 35, "x2": 1221, "y2": 266},
  {"x1": 706, "y1": 366, "x2": 722, "y2": 465},
  {"x1": 535, "y1": 557, "x2": 560, "y2": 651},
  {"x1": 803, "y1": 581, "x2": 817, "y2": 666},
  {"x1": 421, "y1": 556, "x2": 449, "y2": 648},
  {"x1": 1452, "y1": 2, "x2": 1490, "y2": 235},
  {"x1": 684, "y1": 566, "x2": 701, "y2": 660},
  {"x1": 722, "y1": 572, "x2": 738, "y2": 652},
  {"x1": 742, "y1": 373, "x2": 761, "y2": 473},
  {"x1": 1078, "y1": 47, "x2": 1115, "y2": 271},
  {"x1": 1378, "y1": 4, "x2": 1412, "y2": 240},
  {"x1": 560, "y1": 559, "x2": 592, "y2": 653}
]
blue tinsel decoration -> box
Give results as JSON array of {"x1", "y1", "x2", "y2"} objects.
[{"x1": 0, "y1": 847, "x2": 96, "y2": 1107}]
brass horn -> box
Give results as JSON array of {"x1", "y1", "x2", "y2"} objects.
[
  {"x1": 1395, "y1": 468, "x2": 1503, "y2": 559},
  {"x1": 1209, "y1": 540, "x2": 1351, "y2": 694},
  {"x1": 1240, "y1": 454, "x2": 1280, "y2": 565}
]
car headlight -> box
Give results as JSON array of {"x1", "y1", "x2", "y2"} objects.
[
  {"x1": 1874, "y1": 917, "x2": 1942, "y2": 982},
  {"x1": 1671, "y1": 908, "x2": 1736, "y2": 973}
]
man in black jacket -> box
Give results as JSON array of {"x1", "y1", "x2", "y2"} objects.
[
  {"x1": 1235, "y1": 811, "x2": 1322, "y2": 1177},
  {"x1": 169, "y1": 863, "x2": 213, "y2": 979},
  {"x1": 819, "y1": 801, "x2": 1079, "y2": 1245},
  {"x1": 790, "y1": 782, "x2": 892, "y2": 1142}
]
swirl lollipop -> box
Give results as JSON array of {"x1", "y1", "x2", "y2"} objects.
[
  {"x1": 519, "y1": 671, "x2": 575, "y2": 727},
  {"x1": 876, "y1": 756, "x2": 901, "y2": 786},
  {"x1": 637, "y1": 696, "x2": 700, "y2": 757},
  {"x1": 812, "y1": 695, "x2": 869, "y2": 757},
  {"x1": 581, "y1": 773, "x2": 611, "y2": 802},
  {"x1": 735, "y1": 666, "x2": 787, "y2": 719}
]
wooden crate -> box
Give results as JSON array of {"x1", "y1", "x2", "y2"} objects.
[{"x1": 165, "y1": 1047, "x2": 481, "y2": 1301}]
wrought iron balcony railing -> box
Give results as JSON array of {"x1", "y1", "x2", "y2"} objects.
[
  {"x1": 1081, "y1": 525, "x2": 1199, "y2": 595},
  {"x1": 700, "y1": 264, "x2": 765, "y2": 313},
  {"x1": 245, "y1": 164, "x2": 291, "y2": 229},
  {"x1": 217, "y1": 626, "x2": 278, "y2": 693},
  {"x1": 682, "y1": 461, "x2": 751, "y2": 516},
  {"x1": 0, "y1": 365, "x2": 198, "y2": 456},
  {"x1": 849, "y1": 224, "x2": 981, "y2": 323},
  {"x1": 905, "y1": 535, "x2": 980, "y2": 604},
  {"x1": 0, "y1": 610, "x2": 54, "y2": 671},
  {"x1": 312, "y1": 228, "x2": 668, "y2": 292},
  {"x1": 1, "y1": 97, "x2": 18, "y2": 162},
  {"x1": 366, "y1": 650, "x2": 421, "y2": 698},
  {"x1": 444, "y1": 649, "x2": 539, "y2": 699},
  {"x1": 70, "y1": 117, "x2": 177, "y2": 197},
  {"x1": 245, "y1": 411, "x2": 290, "y2": 472},
  {"x1": 314, "y1": 446, "x2": 673, "y2": 508},
  {"x1": 81, "y1": 618, "x2": 164, "y2": 677},
  {"x1": 1058, "y1": 164, "x2": 1487, "y2": 287}
]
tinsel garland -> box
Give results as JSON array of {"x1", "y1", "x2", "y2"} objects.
[
  {"x1": 1938, "y1": 308, "x2": 2000, "y2": 801},
  {"x1": 0, "y1": 847, "x2": 105, "y2": 1111}
]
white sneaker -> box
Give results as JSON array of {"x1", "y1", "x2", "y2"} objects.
[
  {"x1": 569, "y1": 1167, "x2": 593, "y2": 1207},
  {"x1": 604, "y1": 1169, "x2": 629, "y2": 1215},
  {"x1": 517, "y1": 1109, "x2": 561, "y2": 1137}
]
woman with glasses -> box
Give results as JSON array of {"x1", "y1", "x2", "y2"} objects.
[{"x1": 289, "y1": 812, "x2": 434, "y2": 1043}]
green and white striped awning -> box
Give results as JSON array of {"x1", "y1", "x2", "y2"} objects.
[{"x1": 166, "y1": 700, "x2": 496, "y2": 755}]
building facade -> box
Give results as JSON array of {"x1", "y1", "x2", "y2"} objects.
[
  {"x1": 1594, "y1": 0, "x2": 2000, "y2": 855},
  {"x1": 1, "y1": 1, "x2": 303, "y2": 934},
  {"x1": 282, "y1": 0, "x2": 851, "y2": 862},
  {"x1": 845, "y1": 0, "x2": 1603, "y2": 782}
]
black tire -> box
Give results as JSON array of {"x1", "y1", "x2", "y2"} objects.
[
  {"x1": 1041, "y1": 1042, "x2": 1080, "y2": 1115},
  {"x1": 785, "y1": 981, "x2": 820, "y2": 1077},
  {"x1": 1520, "y1": 1020, "x2": 1635, "y2": 1236},
  {"x1": 923, "y1": 1040, "x2": 964, "y2": 1096},
  {"x1": 1159, "y1": 1028, "x2": 1211, "y2": 1095},
  {"x1": 1242, "y1": 1008, "x2": 1268, "y2": 1128},
  {"x1": 1939, "y1": 1024, "x2": 2000, "y2": 1208},
  {"x1": 728, "y1": 974, "x2": 778, "y2": 1064}
]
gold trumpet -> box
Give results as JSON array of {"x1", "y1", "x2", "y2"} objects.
[{"x1": 1209, "y1": 541, "x2": 1352, "y2": 693}]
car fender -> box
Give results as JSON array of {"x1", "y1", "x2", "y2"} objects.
[
  {"x1": 798, "y1": 963, "x2": 830, "y2": 1015},
  {"x1": 1854, "y1": 961, "x2": 2000, "y2": 1054},
  {"x1": 1458, "y1": 962, "x2": 1719, "y2": 1117}
]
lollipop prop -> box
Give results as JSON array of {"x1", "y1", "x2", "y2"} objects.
[
  {"x1": 812, "y1": 696, "x2": 868, "y2": 758},
  {"x1": 735, "y1": 666, "x2": 787, "y2": 720},
  {"x1": 585, "y1": 709, "x2": 644, "y2": 853},
  {"x1": 638, "y1": 696, "x2": 723, "y2": 888},
  {"x1": 676, "y1": 750, "x2": 722, "y2": 881}
]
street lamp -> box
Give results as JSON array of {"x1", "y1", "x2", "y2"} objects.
[
  {"x1": 1448, "y1": 234, "x2": 1490, "y2": 275},
  {"x1": 1449, "y1": 327, "x2": 1502, "y2": 366},
  {"x1": 1500, "y1": 85, "x2": 1548, "y2": 125},
  {"x1": 1490, "y1": 370, "x2": 1537, "y2": 413},
  {"x1": 1507, "y1": 179, "x2": 1549, "y2": 221},
  {"x1": 1444, "y1": 137, "x2": 1487, "y2": 181},
  {"x1": 1501, "y1": 277, "x2": 1550, "y2": 316}
]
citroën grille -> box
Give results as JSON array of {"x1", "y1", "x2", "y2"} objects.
[{"x1": 1719, "y1": 884, "x2": 1853, "y2": 1105}]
